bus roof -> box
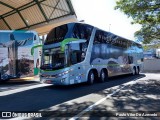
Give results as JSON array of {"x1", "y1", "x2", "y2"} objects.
[{"x1": 48, "y1": 22, "x2": 142, "y2": 46}]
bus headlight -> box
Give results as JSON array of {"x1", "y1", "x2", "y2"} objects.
[
  {"x1": 60, "y1": 78, "x2": 66, "y2": 82},
  {"x1": 56, "y1": 69, "x2": 72, "y2": 77},
  {"x1": 41, "y1": 69, "x2": 73, "y2": 78},
  {"x1": 58, "y1": 73, "x2": 62, "y2": 77}
]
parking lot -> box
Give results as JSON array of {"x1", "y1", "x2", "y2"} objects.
[{"x1": 0, "y1": 73, "x2": 160, "y2": 120}]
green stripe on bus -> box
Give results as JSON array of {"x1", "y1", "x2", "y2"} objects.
[
  {"x1": 31, "y1": 44, "x2": 43, "y2": 55},
  {"x1": 60, "y1": 38, "x2": 78, "y2": 51}
]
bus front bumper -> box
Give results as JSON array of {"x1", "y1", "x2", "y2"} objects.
[{"x1": 40, "y1": 76, "x2": 69, "y2": 85}]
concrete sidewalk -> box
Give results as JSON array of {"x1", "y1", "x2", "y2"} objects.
[{"x1": 10, "y1": 76, "x2": 40, "y2": 82}]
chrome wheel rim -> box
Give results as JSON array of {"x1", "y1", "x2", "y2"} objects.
[
  {"x1": 101, "y1": 71, "x2": 105, "y2": 81},
  {"x1": 133, "y1": 68, "x2": 135, "y2": 75},
  {"x1": 90, "y1": 73, "x2": 94, "y2": 83}
]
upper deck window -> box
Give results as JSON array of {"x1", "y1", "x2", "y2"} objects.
[
  {"x1": 94, "y1": 30, "x2": 129, "y2": 49},
  {"x1": 72, "y1": 23, "x2": 93, "y2": 41},
  {"x1": 45, "y1": 24, "x2": 68, "y2": 45}
]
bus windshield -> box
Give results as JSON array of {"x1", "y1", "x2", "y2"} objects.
[
  {"x1": 41, "y1": 49, "x2": 67, "y2": 70},
  {"x1": 44, "y1": 24, "x2": 68, "y2": 45}
]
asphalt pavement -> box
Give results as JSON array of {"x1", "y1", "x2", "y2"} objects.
[{"x1": 0, "y1": 73, "x2": 160, "y2": 120}]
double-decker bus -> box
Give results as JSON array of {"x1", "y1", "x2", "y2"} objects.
[{"x1": 40, "y1": 22, "x2": 143, "y2": 85}]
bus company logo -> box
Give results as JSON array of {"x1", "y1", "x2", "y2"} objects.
[{"x1": 2, "y1": 112, "x2": 11, "y2": 117}]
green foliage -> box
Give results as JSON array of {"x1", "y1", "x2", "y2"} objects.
[
  {"x1": 143, "y1": 45, "x2": 149, "y2": 51},
  {"x1": 143, "y1": 43, "x2": 160, "y2": 51},
  {"x1": 115, "y1": 0, "x2": 160, "y2": 44}
]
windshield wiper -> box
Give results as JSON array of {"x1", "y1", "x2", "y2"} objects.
[
  {"x1": 40, "y1": 64, "x2": 53, "y2": 70},
  {"x1": 52, "y1": 65, "x2": 64, "y2": 70}
]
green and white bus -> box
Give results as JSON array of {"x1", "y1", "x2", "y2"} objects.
[{"x1": 40, "y1": 22, "x2": 143, "y2": 85}]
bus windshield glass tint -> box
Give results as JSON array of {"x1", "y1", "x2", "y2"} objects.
[
  {"x1": 41, "y1": 49, "x2": 67, "y2": 70},
  {"x1": 45, "y1": 24, "x2": 68, "y2": 45}
]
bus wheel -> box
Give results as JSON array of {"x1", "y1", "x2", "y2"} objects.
[
  {"x1": 136, "y1": 67, "x2": 140, "y2": 75},
  {"x1": 87, "y1": 70, "x2": 95, "y2": 85},
  {"x1": 100, "y1": 69, "x2": 108, "y2": 82},
  {"x1": 132, "y1": 67, "x2": 136, "y2": 75}
]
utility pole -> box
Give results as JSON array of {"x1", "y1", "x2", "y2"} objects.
[{"x1": 109, "y1": 24, "x2": 111, "y2": 32}]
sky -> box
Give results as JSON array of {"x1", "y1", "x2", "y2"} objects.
[{"x1": 71, "y1": 0, "x2": 141, "y2": 41}]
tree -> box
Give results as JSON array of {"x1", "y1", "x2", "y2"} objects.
[{"x1": 115, "y1": 0, "x2": 160, "y2": 44}]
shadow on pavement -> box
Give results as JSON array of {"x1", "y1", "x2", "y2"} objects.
[
  {"x1": 33, "y1": 74, "x2": 160, "y2": 120},
  {"x1": 0, "y1": 79, "x2": 40, "y2": 92},
  {"x1": 0, "y1": 74, "x2": 146, "y2": 113},
  {"x1": 0, "y1": 80, "x2": 39, "y2": 85}
]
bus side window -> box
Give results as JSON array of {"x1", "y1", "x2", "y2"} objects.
[
  {"x1": 70, "y1": 51, "x2": 78, "y2": 65},
  {"x1": 83, "y1": 25, "x2": 93, "y2": 40},
  {"x1": 73, "y1": 25, "x2": 80, "y2": 39},
  {"x1": 94, "y1": 30, "x2": 101, "y2": 44},
  {"x1": 73, "y1": 24, "x2": 93, "y2": 41},
  {"x1": 70, "y1": 51, "x2": 83, "y2": 65},
  {"x1": 34, "y1": 35, "x2": 36, "y2": 41},
  {"x1": 128, "y1": 56, "x2": 133, "y2": 64},
  {"x1": 75, "y1": 24, "x2": 85, "y2": 39}
]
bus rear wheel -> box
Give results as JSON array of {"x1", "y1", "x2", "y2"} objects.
[
  {"x1": 100, "y1": 69, "x2": 108, "y2": 82},
  {"x1": 87, "y1": 70, "x2": 95, "y2": 85},
  {"x1": 136, "y1": 66, "x2": 140, "y2": 75},
  {"x1": 132, "y1": 67, "x2": 136, "y2": 75}
]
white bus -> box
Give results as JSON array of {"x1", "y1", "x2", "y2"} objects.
[
  {"x1": 0, "y1": 30, "x2": 41, "y2": 81},
  {"x1": 40, "y1": 22, "x2": 143, "y2": 85}
]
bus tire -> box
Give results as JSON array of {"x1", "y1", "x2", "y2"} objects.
[
  {"x1": 100, "y1": 69, "x2": 108, "y2": 82},
  {"x1": 132, "y1": 67, "x2": 136, "y2": 75},
  {"x1": 136, "y1": 66, "x2": 140, "y2": 75},
  {"x1": 87, "y1": 70, "x2": 95, "y2": 85}
]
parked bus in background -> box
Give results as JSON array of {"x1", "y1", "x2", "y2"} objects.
[
  {"x1": 40, "y1": 22, "x2": 143, "y2": 85},
  {"x1": 0, "y1": 30, "x2": 41, "y2": 81}
]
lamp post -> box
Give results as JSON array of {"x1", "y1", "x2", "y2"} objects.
[{"x1": 109, "y1": 24, "x2": 111, "y2": 32}]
